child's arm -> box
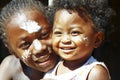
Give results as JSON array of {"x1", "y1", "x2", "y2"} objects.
[{"x1": 87, "y1": 64, "x2": 110, "y2": 80}]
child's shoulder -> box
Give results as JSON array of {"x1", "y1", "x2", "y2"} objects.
[
  {"x1": 88, "y1": 64, "x2": 111, "y2": 80},
  {"x1": 0, "y1": 55, "x2": 19, "y2": 66}
]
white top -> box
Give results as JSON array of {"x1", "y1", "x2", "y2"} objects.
[{"x1": 43, "y1": 56, "x2": 110, "y2": 80}]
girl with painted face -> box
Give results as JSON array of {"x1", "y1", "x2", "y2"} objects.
[
  {"x1": 0, "y1": 0, "x2": 58, "y2": 79},
  {"x1": 43, "y1": 0, "x2": 115, "y2": 80}
]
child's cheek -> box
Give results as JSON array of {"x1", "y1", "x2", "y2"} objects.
[
  {"x1": 21, "y1": 49, "x2": 31, "y2": 64},
  {"x1": 76, "y1": 35, "x2": 90, "y2": 47},
  {"x1": 21, "y1": 39, "x2": 42, "y2": 64}
]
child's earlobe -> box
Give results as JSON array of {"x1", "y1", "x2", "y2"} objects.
[
  {"x1": 5, "y1": 43, "x2": 18, "y2": 57},
  {"x1": 94, "y1": 32, "x2": 104, "y2": 48}
]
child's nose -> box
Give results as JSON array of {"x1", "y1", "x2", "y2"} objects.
[
  {"x1": 31, "y1": 39, "x2": 43, "y2": 55},
  {"x1": 61, "y1": 35, "x2": 71, "y2": 44},
  {"x1": 30, "y1": 39, "x2": 49, "y2": 62},
  {"x1": 33, "y1": 39, "x2": 42, "y2": 50}
]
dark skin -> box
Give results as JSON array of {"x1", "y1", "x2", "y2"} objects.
[
  {"x1": 0, "y1": 9, "x2": 58, "y2": 80},
  {"x1": 5, "y1": 9, "x2": 58, "y2": 72},
  {"x1": 20, "y1": 61, "x2": 44, "y2": 79},
  {"x1": 52, "y1": 9, "x2": 110, "y2": 80}
]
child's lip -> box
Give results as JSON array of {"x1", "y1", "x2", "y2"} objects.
[
  {"x1": 32, "y1": 49, "x2": 51, "y2": 63},
  {"x1": 61, "y1": 47, "x2": 75, "y2": 49},
  {"x1": 60, "y1": 48, "x2": 75, "y2": 53},
  {"x1": 32, "y1": 54, "x2": 50, "y2": 63},
  {"x1": 59, "y1": 46, "x2": 76, "y2": 53},
  {"x1": 60, "y1": 45, "x2": 76, "y2": 49}
]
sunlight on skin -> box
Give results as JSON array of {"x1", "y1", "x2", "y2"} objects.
[
  {"x1": 19, "y1": 20, "x2": 41, "y2": 34},
  {"x1": 21, "y1": 39, "x2": 42, "y2": 63},
  {"x1": 15, "y1": 13, "x2": 41, "y2": 34},
  {"x1": 78, "y1": 35, "x2": 89, "y2": 47}
]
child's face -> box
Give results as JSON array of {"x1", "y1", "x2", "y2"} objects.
[
  {"x1": 52, "y1": 9, "x2": 102, "y2": 61},
  {"x1": 5, "y1": 10, "x2": 58, "y2": 72}
]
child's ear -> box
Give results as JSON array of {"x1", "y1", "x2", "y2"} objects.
[
  {"x1": 5, "y1": 43, "x2": 16, "y2": 56},
  {"x1": 4, "y1": 43, "x2": 12, "y2": 54},
  {"x1": 94, "y1": 32, "x2": 104, "y2": 48},
  {"x1": 4, "y1": 43, "x2": 8, "y2": 48}
]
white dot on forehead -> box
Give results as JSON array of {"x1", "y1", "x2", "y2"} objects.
[{"x1": 19, "y1": 20, "x2": 41, "y2": 33}]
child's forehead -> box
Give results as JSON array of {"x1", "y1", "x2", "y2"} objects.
[
  {"x1": 11, "y1": 10, "x2": 43, "y2": 22},
  {"x1": 55, "y1": 9, "x2": 78, "y2": 19},
  {"x1": 8, "y1": 11, "x2": 43, "y2": 34},
  {"x1": 56, "y1": 9, "x2": 89, "y2": 18},
  {"x1": 55, "y1": 9, "x2": 91, "y2": 22},
  {"x1": 54, "y1": 9, "x2": 96, "y2": 31}
]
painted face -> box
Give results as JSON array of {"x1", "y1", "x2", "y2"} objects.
[
  {"x1": 5, "y1": 10, "x2": 58, "y2": 72},
  {"x1": 52, "y1": 9, "x2": 100, "y2": 61}
]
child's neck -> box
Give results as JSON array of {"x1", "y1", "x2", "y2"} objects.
[
  {"x1": 65, "y1": 58, "x2": 88, "y2": 70},
  {"x1": 56, "y1": 57, "x2": 89, "y2": 75}
]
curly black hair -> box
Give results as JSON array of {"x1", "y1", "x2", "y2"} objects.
[
  {"x1": 48, "y1": 0, "x2": 115, "y2": 36},
  {"x1": 0, "y1": 0, "x2": 48, "y2": 44}
]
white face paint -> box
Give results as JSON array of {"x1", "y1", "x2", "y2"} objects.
[
  {"x1": 21, "y1": 39, "x2": 42, "y2": 60},
  {"x1": 79, "y1": 35, "x2": 89, "y2": 46},
  {"x1": 19, "y1": 20, "x2": 41, "y2": 33},
  {"x1": 15, "y1": 13, "x2": 41, "y2": 34},
  {"x1": 21, "y1": 49, "x2": 31, "y2": 63},
  {"x1": 33, "y1": 39, "x2": 42, "y2": 51},
  {"x1": 83, "y1": 36, "x2": 89, "y2": 46},
  {"x1": 17, "y1": 13, "x2": 27, "y2": 23}
]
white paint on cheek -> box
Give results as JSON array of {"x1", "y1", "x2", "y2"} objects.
[
  {"x1": 19, "y1": 20, "x2": 41, "y2": 33},
  {"x1": 83, "y1": 36, "x2": 89, "y2": 46},
  {"x1": 21, "y1": 40, "x2": 42, "y2": 63},
  {"x1": 83, "y1": 37, "x2": 88, "y2": 41},
  {"x1": 79, "y1": 35, "x2": 89, "y2": 46},
  {"x1": 21, "y1": 49, "x2": 31, "y2": 61},
  {"x1": 78, "y1": 35, "x2": 83, "y2": 42},
  {"x1": 33, "y1": 39, "x2": 42, "y2": 51}
]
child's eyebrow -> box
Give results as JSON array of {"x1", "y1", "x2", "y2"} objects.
[
  {"x1": 53, "y1": 27, "x2": 62, "y2": 30},
  {"x1": 18, "y1": 36, "x2": 29, "y2": 42},
  {"x1": 69, "y1": 24, "x2": 84, "y2": 28}
]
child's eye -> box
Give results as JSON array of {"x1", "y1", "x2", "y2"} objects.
[
  {"x1": 41, "y1": 32, "x2": 49, "y2": 39},
  {"x1": 71, "y1": 31, "x2": 81, "y2": 36},
  {"x1": 54, "y1": 31, "x2": 62, "y2": 34},
  {"x1": 19, "y1": 42, "x2": 31, "y2": 49},
  {"x1": 53, "y1": 31, "x2": 62, "y2": 36},
  {"x1": 38, "y1": 30, "x2": 50, "y2": 39}
]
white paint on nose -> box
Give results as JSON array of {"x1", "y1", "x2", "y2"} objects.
[
  {"x1": 33, "y1": 39, "x2": 42, "y2": 51},
  {"x1": 19, "y1": 20, "x2": 41, "y2": 33}
]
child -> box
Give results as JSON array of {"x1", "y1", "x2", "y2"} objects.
[
  {"x1": 0, "y1": 0, "x2": 58, "y2": 79},
  {"x1": 43, "y1": 0, "x2": 114, "y2": 80}
]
